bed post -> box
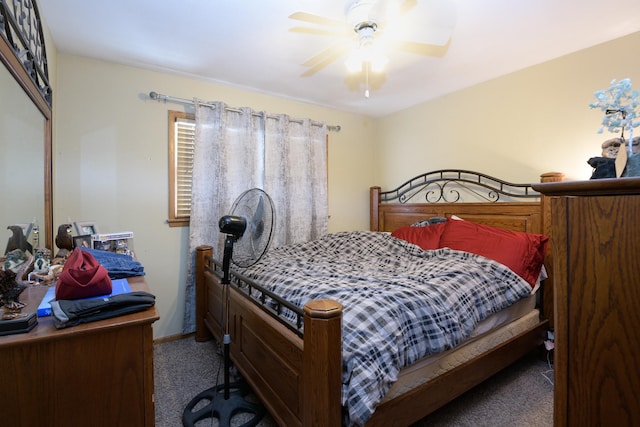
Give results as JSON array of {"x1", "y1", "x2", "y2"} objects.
[
  {"x1": 195, "y1": 245, "x2": 213, "y2": 342},
  {"x1": 302, "y1": 299, "x2": 343, "y2": 427},
  {"x1": 370, "y1": 186, "x2": 381, "y2": 231},
  {"x1": 539, "y1": 172, "x2": 564, "y2": 328}
]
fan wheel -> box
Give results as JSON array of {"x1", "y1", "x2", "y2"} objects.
[{"x1": 228, "y1": 188, "x2": 275, "y2": 268}]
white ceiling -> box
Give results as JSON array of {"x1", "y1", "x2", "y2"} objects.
[{"x1": 39, "y1": 0, "x2": 640, "y2": 117}]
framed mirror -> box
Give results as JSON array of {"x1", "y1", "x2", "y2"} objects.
[{"x1": 0, "y1": 0, "x2": 53, "y2": 251}]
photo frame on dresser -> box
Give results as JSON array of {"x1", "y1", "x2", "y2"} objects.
[
  {"x1": 72, "y1": 234, "x2": 92, "y2": 249},
  {"x1": 74, "y1": 221, "x2": 98, "y2": 236}
]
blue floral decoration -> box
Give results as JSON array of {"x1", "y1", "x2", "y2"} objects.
[{"x1": 589, "y1": 78, "x2": 640, "y2": 139}]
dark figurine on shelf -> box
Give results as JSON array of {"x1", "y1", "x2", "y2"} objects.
[
  {"x1": 55, "y1": 224, "x2": 73, "y2": 258},
  {"x1": 5, "y1": 225, "x2": 32, "y2": 255},
  {"x1": 0, "y1": 255, "x2": 32, "y2": 312}
]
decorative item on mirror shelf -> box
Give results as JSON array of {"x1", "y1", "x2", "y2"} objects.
[
  {"x1": 74, "y1": 221, "x2": 99, "y2": 236},
  {"x1": 91, "y1": 232, "x2": 135, "y2": 257},
  {"x1": 3, "y1": 249, "x2": 30, "y2": 274},
  {"x1": 72, "y1": 234, "x2": 93, "y2": 249},
  {"x1": 2, "y1": 245, "x2": 58, "y2": 287},
  {"x1": 55, "y1": 223, "x2": 74, "y2": 257},
  {"x1": 31, "y1": 220, "x2": 39, "y2": 250},
  {"x1": 0, "y1": 250, "x2": 38, "y2": 335},
  {"x1": 0, "y1": 251, "x2": 32, "y2": 312},
  {"x1": 4, "y1": 224, "x2": 33, "y2": 255},
  {"x1": 589, "y1": 78, "x2": 640, "y2": 178}
]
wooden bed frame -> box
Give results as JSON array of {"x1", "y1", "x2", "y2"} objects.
[{"x1": 194, "y1": 170, "x2": 564, "y2": 426}]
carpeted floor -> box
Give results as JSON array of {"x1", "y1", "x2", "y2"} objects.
[{"x1": 154, "y1": 337, "x2": 554, "y2": 427}]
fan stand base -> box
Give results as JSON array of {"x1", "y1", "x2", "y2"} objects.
[{"x1": 182, "y1": 381, "x2": 266, "y2": 427}]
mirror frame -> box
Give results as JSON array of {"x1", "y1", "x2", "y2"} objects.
[{"x1": 0, "y1": 0, "x2": 53, "y2": 250}]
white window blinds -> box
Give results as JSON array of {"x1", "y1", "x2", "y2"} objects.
[{"x1": 173, "y1": 115, "x2": 195, "y2": 219}]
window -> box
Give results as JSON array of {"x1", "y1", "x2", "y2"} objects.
[
  {"x1": 168, "y1": 111, "x2": 195, "y2": 227},
  {"x1": 167, "y1": 110, "x2": 330, "y2": 228}
]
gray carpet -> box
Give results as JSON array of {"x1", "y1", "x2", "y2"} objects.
[{"x1": 154, "y1": 337, "x2": 554, "y2": 427}]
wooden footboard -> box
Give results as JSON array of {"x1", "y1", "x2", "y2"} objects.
[{"x1": 195, "y1": 245, "x2": 342, "y2": 426}]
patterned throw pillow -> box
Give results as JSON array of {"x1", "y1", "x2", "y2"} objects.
[{"x1": 410, "y1": 216, "x2": 447, "y2": 227}]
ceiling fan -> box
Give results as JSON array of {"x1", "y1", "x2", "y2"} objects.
[{"x1": 289, "y1": 0, "x2": 457, "y2": 93}]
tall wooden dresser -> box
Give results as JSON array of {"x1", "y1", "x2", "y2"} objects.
[{"x1": 534, "y1": 178, "x2": 640, "y2": 426}]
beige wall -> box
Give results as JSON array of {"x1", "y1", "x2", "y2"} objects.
[
  {"x1": 49, "y1": 31, "x2": 639, "y2": 339},
  {"x1": 375, "y1": 32, "x2": 640, "y2": 187},
  {"x1": 52, "y1": 54, "x2": 376, "y2": 339}
]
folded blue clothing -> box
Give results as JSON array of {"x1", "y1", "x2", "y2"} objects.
[{"x1": 79, "y1": 247, "x2": 145, "y2": 279}]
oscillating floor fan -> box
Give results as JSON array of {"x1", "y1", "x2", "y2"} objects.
[{"x1": 183, "y1": 188, "x2": 275, "y2": 427}]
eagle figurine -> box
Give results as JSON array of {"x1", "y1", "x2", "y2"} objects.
[
  {"x1": 0, "y1": 254, "x2": 33, "y2": 311},
  {"x1": 5, "y1": 225, "x2": 32, "y2": 255},
  {"x1": 55, "y1": 224, "x2": 74, "y2": 258}
]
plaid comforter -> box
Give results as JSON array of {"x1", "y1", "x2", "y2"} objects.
[{"x1": 239, "y1": 231, "x2": 532, "y2": 426}]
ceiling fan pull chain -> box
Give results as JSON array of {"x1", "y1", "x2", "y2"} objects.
[{"x1": 365, "y1": 62, "x2": 370, "y2": 98}]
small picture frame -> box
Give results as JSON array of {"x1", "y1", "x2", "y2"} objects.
[
  {"x1": 72, "y1": 234, "x2": 93, "y2": 249},
  {"x1": 74, "y1": 221, "x2": 98, "y2": 236}
]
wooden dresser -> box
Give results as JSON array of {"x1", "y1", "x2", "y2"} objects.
[
  {"x1": 534, "y1": 178, "x2": 640, "y2": 427},
  {"x1": 0, "y1": 276, "x2": 159, "y2": 427}
]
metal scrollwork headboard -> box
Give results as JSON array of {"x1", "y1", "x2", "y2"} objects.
[
  {"x1": 380, "y1": 169, "x2": 540, "y2": 204},
  {"x1": 0, "y1": 0, "x2": 51, "y2": 105}
]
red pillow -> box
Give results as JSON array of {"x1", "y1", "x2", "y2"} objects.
[
  {"x1": 391, "y1": 222, "x2": 448, "y2": 250},
  {"x1": 439, "y1": 220, "x2": 548, "y2": 287}
]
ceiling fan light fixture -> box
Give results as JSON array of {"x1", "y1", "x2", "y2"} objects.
[
  {"x1": 344, "y1": 44, "x2": 387, "y2": 74},
  {"x1": 362, "y1": 40, "x2": 388, "y2": 72},
  {"x1": 369, "y1": 53, "x2": 388, "y2": 73},
  {"x1": 345, "y1": 51, "x2": 363, "y2": 73},
  {"x1": 345, "y1": 22, "x2": 387, "y2": 74}
]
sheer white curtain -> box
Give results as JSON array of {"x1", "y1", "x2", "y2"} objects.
[
  {"x1": 264, "y1": 114, "x2": 328, "y2": 248},
  {"x1": 182, "y1": 101, "x2": 328, "y2": 333}
]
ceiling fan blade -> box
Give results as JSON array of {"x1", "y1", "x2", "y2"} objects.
[
  {"x1": 398, "y1": 0, "x2": 418, "y2": 15},
  {"x1": 392, "y1": 40, "x2": 450, "y2": 58},
  {"x1": 384, "y1": 0, "x2": 457, "y2": 46},
  {"x1": 302, "y1": 42, "x2": 350, "y2": 68},
  {"x1": 288, "y1": 11, "x2": 345, "y2": 29},
  {"x1": 289, "y1": 26, "x2": 349, "y2": 37},
  {"x1": 301, "y1": 44, "x2": 351, "y2": 77}
]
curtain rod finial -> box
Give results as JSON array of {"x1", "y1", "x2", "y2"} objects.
[{"x1": 149, "y1": 91, "x2": 168, "y2": 102}]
